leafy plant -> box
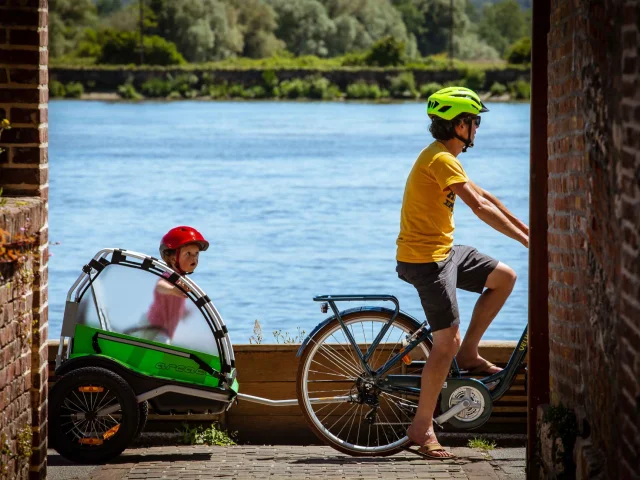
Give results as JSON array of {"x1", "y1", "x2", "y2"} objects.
[
  {"x1": 490, "y1": 81, "x2": 507, "y2": 96},
  {"x1": 179, "y1": 422, "x2": 236, "y2": 446},
  {"x1": 346, "y1": 81, "x2": 382, "y2": 100},
  {"x1": 468, "y1": 437, "x2": 496, "y2": 451},
  {"x1": 64, "y1": 81, "x2": 84, "y2": 98},
  {"x1": 117, "y1": 80, "x2": 143, "y2": 100},
  {"x1": 508, "y1": 78, "x2": 531, "y2": 99},
  {"x1": 505, "y1": 37, "x2": 531, "y2": 65},
  {"x1": 272, "y1": 327, "x2": 306, "y2": 344},
  {"x1": 419, "y1": 82, "x2": 443, "y2": 99},
  {"x1": 49, "y1": 79, "x2": 67, "y2": 98},
  {"x1": 462, "y1": 68, "x2": 486, "y2": 91},
  {"x1": 364, "y1": 35, "x2": 406, "y2": 67},
  {"x1": 279, "y1": 78, "x2": 308, "y2": 99},
  {"x1": 388, "y1": 71, "x2": 417, "y2": 99}
]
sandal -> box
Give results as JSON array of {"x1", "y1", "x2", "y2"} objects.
[
  {"x1": 402, "y1": 442, "x2": 456, "y2": 460},
  {"x1": 459, "y1": 358, "x2": 500, "y2": 376}
]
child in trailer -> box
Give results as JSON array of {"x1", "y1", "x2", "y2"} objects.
[{"x1": 132, "y1": 226, "x2": 210, "y2": 344}]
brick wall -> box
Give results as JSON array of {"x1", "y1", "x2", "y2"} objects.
[
  {"x1": 546, "y1": 0, "x2": 639, "y2": 478},
  {"x1": 0, "y1": 1, "x2": 49, "y2": 479}
]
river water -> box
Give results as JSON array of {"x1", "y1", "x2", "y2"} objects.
[{"x1": 48, "y1": 100, "x2": 530, "y2": 343}]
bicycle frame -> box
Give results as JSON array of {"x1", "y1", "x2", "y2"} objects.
[{"x1": 313, "y1": 294, "x2": 528, "y2": 403}]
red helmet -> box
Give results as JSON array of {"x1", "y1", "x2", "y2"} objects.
[{"x1": 159, "y1": 226, "x2": 209, "y2": 255}]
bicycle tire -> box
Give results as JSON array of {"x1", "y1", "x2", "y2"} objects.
[{"x1": 296, "y1": 310, "x2": 432, "y2": 457}]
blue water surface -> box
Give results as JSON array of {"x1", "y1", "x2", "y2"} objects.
[{"x1": 49, "y1": 100, "x2": 530, "y2": 343}]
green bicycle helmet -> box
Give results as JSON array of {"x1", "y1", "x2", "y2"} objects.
[{"x1": 427, "y1": 86, "x2": 489, "y2": 120}]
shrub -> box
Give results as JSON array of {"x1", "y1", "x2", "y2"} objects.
[
  {"x1": 346, "y1": 81, "x2": 382, "y2": 100},
  {"x1": 508, "y1": 78, "x2": 531, "y2": 99},
  {"x1": 505, "y1": 37, "x2": 531, "y2": 65},
  {"x1": 227, "y1": 84, "x2": 248, "y2": 98},
  {"x1": 141, "y1": 77, "x2": 173, "y2": 98},
  {"x1": 364, "y1": 35, "x2": 406, "y2": 67},
  {"x1": 117, "y1": 81, "x2": 143, "y2": 100},
  {"x1": 170, "y1": 73, "x2": 199, "y2": 97},
  {"x1": 339, "y1": 52, "x2": 366, "y2": 67},
  {"x1": 261, "y1": 70, "x2": 279, "y2": 96},
  {"x1": 419, "y1": 82, "x2": 443, "y2": 99},
  {"x1": 279, "y1": 78, "x2": 308, "y2": 99},
  {"x1": 99, "y1": 30, "x2": 185, "y2": 66},
  {"x1": 49, "y1": 80, "x2": 66, "y2": 98},
  {"x1": 64, "y1": 82, "x2": 84, "y2": 98},
  {"x1": 307, "y1": 76, "x2": 341, "y2": 100},
  {"x1": 489, "y1": 82, "x2": 507, "y2": 96},
  {"x1": 245, "y1": 85, "x2": 268, "y2": 99},
  {"x1": 463, "y1": 69, "x2": 486, "y2": 92},
  {"x1": 389, "y1": 72, "x2": 418, "y2": 99}
]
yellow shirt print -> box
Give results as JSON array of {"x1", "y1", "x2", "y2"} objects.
[{"x1": 396, "y1": 141, "x2": 469, "y2": 263}]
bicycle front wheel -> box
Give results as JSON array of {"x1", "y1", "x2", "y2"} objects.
[{"x1": 296, "y1": 311, "x2": 432, "y2": 456}]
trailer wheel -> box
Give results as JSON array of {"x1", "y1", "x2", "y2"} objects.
[{"x1": 49, "y1": 366, "x2": 139, "y2": 464}]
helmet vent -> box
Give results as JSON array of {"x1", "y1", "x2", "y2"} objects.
[{"x1": 438, "y1": 105, "x2": 451, "y2": 113}]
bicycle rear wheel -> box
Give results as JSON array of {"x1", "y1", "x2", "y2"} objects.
[{"x1": 296, "y1": 311, "x2": 432, "y2": 456}]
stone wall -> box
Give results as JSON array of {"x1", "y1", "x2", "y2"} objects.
[
  {"x1": 49, "y1": 66, "x2": 530, "y2": 92},
  {"x1": 0, "y1": 1, "x2": 49, "y2": 479},
  {"x1": 545, "y1": 0, "x2": 639, "y2": 478}
]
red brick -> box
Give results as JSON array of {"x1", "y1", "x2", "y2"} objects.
[
  {"x1": 0, "y1": 166, "x2": 46, "y2": 184},
  {"x1": 8, "y1": 28, "x2": 39, "y2": 47},
  {"x1": 8, "y1": 67, "x2": 39, "y2": 84},
  {"x1": 0, "y1": 9, "x2": 39, "y2": 27},
  {"x1": 1, "y1": 126, "x2": 39, "y2": 143},
  {"x1": 0, "y1": 46, "x2": 39, "y2": 64},
  {"x1": 11, "y1": 146, "x2": 47, "y2": 163},
  {"x1": 0, "y1": 87, "x2": 39, "y2": 103}
]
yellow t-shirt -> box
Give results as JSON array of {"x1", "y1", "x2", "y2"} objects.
[{"x1": 396, "y1": 141, "x2": 469, "y2": 263}]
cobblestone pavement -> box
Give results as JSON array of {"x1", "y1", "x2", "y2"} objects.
[{"x1": 49, "y1": 445, "x2": 525, "y2": 480}]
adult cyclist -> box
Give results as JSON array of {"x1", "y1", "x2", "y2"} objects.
[{"x1": 396, "y1": 87, "x2": 529, "y2": 459}]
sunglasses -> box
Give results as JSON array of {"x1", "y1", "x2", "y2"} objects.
[{"x1": 470, "y1": 116, "x2": 481, "y2": 127}]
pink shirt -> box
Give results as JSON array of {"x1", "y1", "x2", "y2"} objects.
[{"x1": 146, "y1": 276, "x2": 186, "y2": 338}]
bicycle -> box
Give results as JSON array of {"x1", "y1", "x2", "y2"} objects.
[{"x1": 295, "y1": 294, "x2": 528, "y2": 457}]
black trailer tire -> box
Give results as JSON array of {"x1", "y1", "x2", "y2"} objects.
[
  {"x1": 49, "y1": 366, "x2": 140, "y2": 464},
  {"x1": 135, "y1": 400, "x2": 149, "y2": 440}
]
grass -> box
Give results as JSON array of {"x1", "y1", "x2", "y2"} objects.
[{"x1": 468, "y1": 437, "x2": 497, "y2": 451}]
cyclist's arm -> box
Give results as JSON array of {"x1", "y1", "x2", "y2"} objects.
[
  {"x1": 468, "y1": 181, "x2": 529, "y2": 236},
  {"x1": 450, "y1": 182, "x2": 529, "y2": 248}
]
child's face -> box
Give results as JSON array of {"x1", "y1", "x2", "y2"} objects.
[{"x1": 177, "y1": 244, "x2": 200, "y2": 273}]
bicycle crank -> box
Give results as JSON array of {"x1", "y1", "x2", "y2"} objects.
[{"x1": 437, "y1": 378, "x2": 493, "y2": 430}]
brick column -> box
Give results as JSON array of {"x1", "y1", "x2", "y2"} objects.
[
  {"x1": 616, "y1": 1, "x2": 639, "y2": 477},
  {"x1": 0, "y1": 1, "x2": 49, "y2": 479}
]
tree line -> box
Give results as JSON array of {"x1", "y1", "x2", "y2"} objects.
[{"x1": 50, "y1": 0, "x2": 532, "y2": 66}]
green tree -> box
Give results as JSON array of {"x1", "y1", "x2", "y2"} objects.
[
  {"x1": 477, "y1": 0, "x2": 527, "y2": 55},
  {"x1": 98, "y1": 30, "x2": 186, "y2": 65},
  {"x1": 394, "y1": 0, "x2": 471, "y2": 57},
  {"x1": 505, "y1": 36, "x2": 531, "y2": 64},
  {"x1": 364, "y1": 35, "x2": 406, "y2": 66},
  {"x1": 230, "y1": 0, "x2": 285, "y2": 58},
  {"x1": 454, "y1": 32, "x2": 499, "y2": 60},
  {"x1": 96, "y1": 0, "x2": 123, "y2": 17},
  {"x1": 321, "y1": 0, "x2": 415, "y2": 56},
  {"x1": 49, "y1": 0, "x2": 97, "y2": 57},
  {"x1": 265, "y1": 0, "x2": 336, "y2": 56},
  {"x1": 148, "y1": 0, "x2": 243, "y2": 61}
]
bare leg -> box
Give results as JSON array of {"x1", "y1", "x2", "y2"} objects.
[
  {"x1": 406, "y1": 326, "x2": 460, "y2": 458},
  {"x1": 456, "y1": 262, "x2": 517, "y2": 373}
]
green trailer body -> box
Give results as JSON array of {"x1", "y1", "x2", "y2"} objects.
[{"x1": 70, "y1": 324, "x2": 239, "y2": 393}]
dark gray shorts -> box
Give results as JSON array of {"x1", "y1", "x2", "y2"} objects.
[{"x1": 396, "y1": 245, "x2": 499, "y2": 332}]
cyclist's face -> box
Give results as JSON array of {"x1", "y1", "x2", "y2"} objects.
[
  {"x1": 178, "y1": 244, "x2": 200, "y2": 273},
  {"x1": 456, "y1": 116, "x2": 480, "y2": 143}
]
